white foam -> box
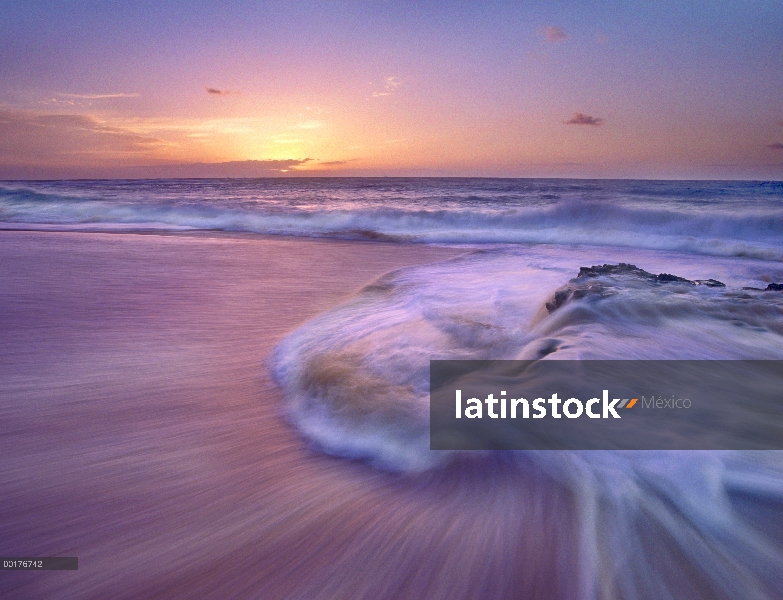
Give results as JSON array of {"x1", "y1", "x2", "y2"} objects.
[
  {"x1": 3, "y1": 180, "x2": 783, "y2": 259},
  {"x1": 272, "y1": 245, "x2": 783, "y2": 597},
  {"x1": 272, "y1": 246, "x2": 783, "y2": 471}
]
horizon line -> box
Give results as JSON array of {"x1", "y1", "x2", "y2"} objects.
[{"x1": 2, "y1": 175, "x2": 782, "y2": 183}]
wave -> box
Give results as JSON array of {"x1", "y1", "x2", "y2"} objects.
[
  {"x1": 271, "y1": 249, "x2": 783, "y2": 471},
  {"x1": 271, "y1": 250, "x2": 783, "y2": 598},
  {"x1": 2, "y1": 180, "x2": 783, "y2": 259}
]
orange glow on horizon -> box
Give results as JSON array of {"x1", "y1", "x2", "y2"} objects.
[{"x1": 1, "y1": 2, "x2": 781, "y2": 180}]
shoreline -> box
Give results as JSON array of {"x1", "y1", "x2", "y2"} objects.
[
  {"x1": 4, "y1": 230, "x2": 781, "y2": 599},
  {"x1": 0, "y1": 230, "x2": 576, "y2": 599}
]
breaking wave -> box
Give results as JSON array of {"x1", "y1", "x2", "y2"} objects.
[
  {"x1": 2, "y1": 178, "x2": 783, "y2": 259},
  {"x1": 271, "y1": 248, "x2": 783, "y2": 470},
  {"x1": 271, "y1": 247, "x2": 783, "y2": 598}
]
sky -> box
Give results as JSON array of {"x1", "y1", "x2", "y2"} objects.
[{"x1": 0, "y1": 0, "x2": 781, "y2": 180}]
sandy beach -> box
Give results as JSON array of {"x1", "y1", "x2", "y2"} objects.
[
  {"x1": 1, "y1": 231, "x2": 579, "y2": 599},
  {"x1": 3, "y1": 0, "x2": 782, "y2": 595}
]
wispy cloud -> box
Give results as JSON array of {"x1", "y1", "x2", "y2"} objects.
[
  {"x1": 564, "y1": 112, "x2": 603, "y2": 126},
  {"x1": 206, "y1": 87, "x2": 240, "y2": 96},
  {"x1": 296, "y1": 120, "x2": 325, "y2": 129},
  {"x1": 318, "y1": 159, "x2": 357, "y2": 167},
  {"x1": 371, "y1": 76, "x2": 402, "y2": 98},
  {"x1": 542, "y1": 26, "x2": 568, "y2": 43},
  {"x1": 767, "y1": 142, "x2": 783, "y2": 150},
  {"x1": 0, "y1": 109, "x2": 326, "y2": 179},
  {"x1": 40, "y1": 92, "x2": 139, "y2": 106},
  {"x1": 270, "y1": 134, "x2": 303, "y2": 145},
  {"x1": 0, "y1": 111, "x2": 164, "y2": 146},
  {"x1": 128, "y1": 159, "x2": 313, "y2": 177},
  {"x1": 57, "y1": 92, "x2": 140, "y2": 99},
  {"x1": 0, "y1": 109, "x2": 168, "y2": 170}
]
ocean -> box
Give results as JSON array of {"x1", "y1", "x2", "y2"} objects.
[
  {"x1": 2, "y1": 177, "x2": 783, "y2": 598},
  {"x1": 2, "y1": 178, "x2": 783, "y2": 259}
]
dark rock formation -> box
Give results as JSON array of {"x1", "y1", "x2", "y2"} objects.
[
  {"x1": 546, "y1": 263, "x2": 726, "y2": 313},
  {"x1": 742, "y1": 283, "x2": 783, "y2": 291},
  {"x1": 576, "y1": 263, "x2": 725, "y2": 287}
]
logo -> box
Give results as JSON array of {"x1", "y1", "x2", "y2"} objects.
[{"x1": 454, "y1": 390, "x2": 689, "y2": 419}]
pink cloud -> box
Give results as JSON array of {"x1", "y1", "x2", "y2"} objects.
[
  {"x1": 564, "y1": 112, "x2": 603, "y2": 126},
  {"x1": 544, "y1": 26, "x2": 568, "y2": 43}
]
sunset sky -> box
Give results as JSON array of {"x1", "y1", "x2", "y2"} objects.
[{"x1": 1, "y1": 1, "x2": 782, "y2": 179}]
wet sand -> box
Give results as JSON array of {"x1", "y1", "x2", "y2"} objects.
[{"x1": 0, "y1": 231, "x2": 578, "y2": 600}]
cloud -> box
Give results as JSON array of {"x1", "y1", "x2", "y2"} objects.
[
  {"x1": 543, "y1": 26, "x2": 568, "y2": 43},
  {"x1": 0, "y1": 109, "x2": 322, "y2": 179},
  {"x1": 305, "y1": 106, "x2": 329, "y2": 115},
  {"x1": 0, "y1": 151, "x2": 313, "y2": 179},
  {"x1": 40, "y1": 93, "x2": 140, "y2": 107},
  {"x1": 296, "y1": 120, "x2": 324, "y2": 129},
  {"x1": 0, "y1": 109, "x2": 167, "y2": 161},
  {"x1": 206, "y1": 87, "x2": 240, "y2": 96},
  {"x1": 124, "y1": 159, "x2": 312, "y2": 178},
  {"x1": 0, "y1": 109, "x2": 174, "y2": 178},
  {"x1": 564, "y1": 112, "x2": 603, "y2": 126},
  {"x1": 270, "y1": 134, "x2": 303, "y2": 145},
  {"x1": 318, "y1": 159, "x2": 357, "y2": 167},
  {"x1": 767, "y1": 142, "x2": 783, "y2": 150},
  {"x1": 371, "y1": 76, "x2": 402, "y2": 98},
  {"x1": 57, "y1": 92, "x2": 140, "y2": 99}
]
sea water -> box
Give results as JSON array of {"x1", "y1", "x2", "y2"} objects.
[{"x1": 3, "y1": 177, "x2": 783, "y2": 598}]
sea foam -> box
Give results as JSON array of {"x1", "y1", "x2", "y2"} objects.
[
  {"x1": 2, "y1": 178, "x2": 783, "y2": 259},
  {"x1": 271, "y1": 247, "x2": 783, "y2": 470},
  {"x1": 271, "y1": 246, "x2": 783, "y2": 598}
]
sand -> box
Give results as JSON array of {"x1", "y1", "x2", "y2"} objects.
[{"x1": 0, "y1": 231, "x2": 577, "y2": 599}]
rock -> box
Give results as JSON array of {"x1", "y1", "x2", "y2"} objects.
[
  {"x1": 742, "y1": 283, "x2": 783, "y2": 291},
  {"x1": 655, "y1": 272, "x2": 692, "y2": 283},
  {"x1": 576, "y1": 263, "x2": 724, "y2": 286},
  {"x1": 693, "y1": 279, "x2": 726, "y2": 287},
  {"x1": 577, "y1": 263, "x2": 657, "y2": 281},
  {"x1": 547, "y1": 263, "x2": 726, "y2": 313}
]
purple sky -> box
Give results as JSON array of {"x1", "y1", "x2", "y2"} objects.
[{"x1": 1, "y1": 1, "x2": 781, "y2": 179}]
